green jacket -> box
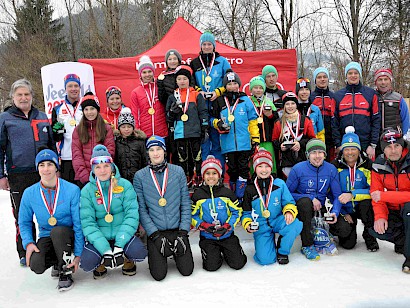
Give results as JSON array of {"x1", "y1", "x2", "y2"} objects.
[{"x1": 80, "y1": 165, "x2": 139, "y2": 255}]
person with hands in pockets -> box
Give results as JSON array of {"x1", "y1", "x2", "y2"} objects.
[
  {"x1": 79, "y1": 145, "x2": 147, "y2": 279},
  {"x1": 241, "y1": 148, "x2": 302, "y2": 265},
  {"x1": 191, "y1": 155, "x2": 247, "y2": 271}
]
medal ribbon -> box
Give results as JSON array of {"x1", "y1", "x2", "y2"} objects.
[
  {"x1": 64, "y1": 101, "x2": 80, "y2": 121},
  {"x1": 96, "y1": 178, "x2": 113, "y2": 215},
  {"x1": 224, "y1": 97, "x2": 240, "y2": 118},
  {"x1": 40, "y1": 178, "x2": 60, "y2": 217},
  {"x1": 348, "y1": 163, "x2": 356, "y2": 189},
  {"x1": 177, "y1": 88, "x2": 191, "y2": 114},
  {"x1": 143, "y1": 82, "x2": 157, "y2": 109},
  {"x1": 257, "y1": 97, "x2": 266, "y2": 118},
  {"x1": 150, "y1": 167, "x2": 169, "y2": 198},
  {"x1": 254, "y1": 176, "x2": 274, "y2": 212},
  {"x1": 199, "y1": 53, "x2": 215, "y2": 81},
  {"x1": 285, "y1": 113, "x2": 301, "y2": 140}
]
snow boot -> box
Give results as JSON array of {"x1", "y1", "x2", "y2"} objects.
[
  {"x1": 19, "y1": 257, "x2": 26, "y2": 267},
  {"x1": 93, "y1": 264, "x2": 107, "y2": 279},
  {"x1": 57, "y1": 273, "x2": 74, "y2": 292},
  {"x1": 365, "y1": 239, "x2": 379, "y2": 252},
  {"x1": 51, "y1": 265, "x2": 59, "y2": 278},
  {"x1": 277, "y1": 253, "x2": 289, "y2": 265},
  {"x1": 402, "y1": 258, "x2": 410, "y2": 274},
  {"x1": 122, "y1": 258, "x2": 137, "y2": 276},
  {"x1": 301, "y1": 246, "x2": 320, "y2": 261}
]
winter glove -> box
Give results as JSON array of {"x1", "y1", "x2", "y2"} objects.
[
  {"x1": 150, "y1": 231, "x2": 173, "y2": 257},
  {"x1": 52, "y1": 121, "x2": 65, "y2": 134},
  {"x1": 201, "y1": 126, "x2": 209, "y2": 144},
  {"x1": 173, "y1": 230, "x2": 189, "y2": 257},
  {"x1": 102, "y1": 251, "x2": 115, "y2": 268},
  {"x1": 213, "y1": 223, "x2": 232, "y2": 238},
  {"x1": 216, "y1": 119, "x2": 230, "y2": 134},
  {"x1": 170, "y1": 101, "x2": 183, "y2": 115},
  {"x1": 198, "y1": 222, "x2": 217, "y2": 234},
  {"x1": 113, "y1": 246, "x2": 124, "y2": 267}
]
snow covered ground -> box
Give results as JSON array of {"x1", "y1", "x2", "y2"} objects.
[{"x1": 0, "y1": 190, "x2": 409, "y2": 308}]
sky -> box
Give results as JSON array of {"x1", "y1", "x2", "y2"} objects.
[{"x1": 1, "y1": 190, "x2": 410, "y2": 308}]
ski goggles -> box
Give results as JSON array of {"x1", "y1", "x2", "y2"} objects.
[
  {"x1": 382, "y1": 130, "x2": 402, "y2": 144},
  {"x1": 105, "y1": 86, "x2": 122, "y2": 99},
  {"x1": 90, "y1": 156, "x2": 113, "y2": 165},
  {"x1": 64, "y1": 74, "x2": 80, "y2": 82}
]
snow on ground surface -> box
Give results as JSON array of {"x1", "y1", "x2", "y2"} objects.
[{"x1": 0, "y1": 190, "x2": 409, "y2": 308}]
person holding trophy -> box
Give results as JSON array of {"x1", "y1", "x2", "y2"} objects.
[
  {"x1": 272, "y1": 92, "x2": 316, "y2": 178},
  {"x1": 190, "y1": 31, "x2": 231, "y2": 175},
  {"x1": 241, "y1": 148, "x2": 302, "y2": 265},
  {"x1": 286, "y1": 139, "x2": 342, "y2": 260},
  {"x1": 330, "y1": 126, "x2": 379, "y2": 251},
  {"x1": 191, "y1": 155, "x2": 247, "y2": 271}
]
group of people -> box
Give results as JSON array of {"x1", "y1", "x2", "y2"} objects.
[{"x1": 0, "y1": 31, "x2": 409, "y2": 292}]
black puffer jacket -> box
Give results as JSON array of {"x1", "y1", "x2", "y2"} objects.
[
  {"x1": 157, "y1": 70, "x2": 177, "y2": 106},
  {"x1": 115, "y1": 129, "x2": 148, "y2": 182}
]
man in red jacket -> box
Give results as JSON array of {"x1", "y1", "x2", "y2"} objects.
[{"x1": 370, "y1": 128, "x2": 410, "y2": 273}]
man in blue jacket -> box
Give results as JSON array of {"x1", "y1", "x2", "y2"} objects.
[
  {"x1": 0, "y1": 79, "x2": 56, "y2": 266},
  {"x1": 286, "y1": 139, "x2": 342, "y2": 260}
]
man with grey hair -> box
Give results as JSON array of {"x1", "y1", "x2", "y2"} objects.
[{"x1": 0, "y1": 79, "x2": 56, "y2": 266}]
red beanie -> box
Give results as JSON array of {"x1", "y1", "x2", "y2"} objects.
[
  {"x1": 201, "y1": 155, "x2": 222, "y2": 177},
  {"x1": 374, "y1": 68, "x2": 393, "y2": 83},
  {"x1": 253, "y1": 148, "x2": 273, "y2": 170}
]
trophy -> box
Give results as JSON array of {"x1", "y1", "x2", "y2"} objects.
[
  {"x1": 250, "y1": 209, "x2": 259, "y2": 231},
  {"x1": 62, "y1": 251, "x2": 75, "y2": 275},
  {"x1": 210, "y1": 209, "x2": 221, "y2": 228},
  {"x1": 204, "y1": 83, "x2": 213, "y2": 99},
  {"x1": 174, "y1": 90, "x2": 183, "y2": 109},
  {"x1": 282, "y1": 132, "x2": 294, "y2": 150},
  {"x1": 324, "y1": 199, "x2": 335, "y2": 222},
  {"x1": 220, "y1": 116, "x2": 231, "y2": 132}
]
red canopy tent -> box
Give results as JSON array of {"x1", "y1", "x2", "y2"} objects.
[{"x1": 79, "y1": 17, "x2": 297, "y2": 115}]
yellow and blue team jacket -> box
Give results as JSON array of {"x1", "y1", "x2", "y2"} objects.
[
  {"x1": 241, "y1": 176, "x2": 298, "y2": 232},
  {"x1": 331, "y1": 154, "x2": 372, "y2": 215},
  {"x1": 191, "y1": 183, "x2": 242, "y2": 240}
]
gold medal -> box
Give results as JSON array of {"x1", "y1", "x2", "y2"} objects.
[
  {"x1": 113, "y1": 186, "x2": 124, "y2": 193},
  {"x1": 262, "y1": 210, "x2": 270, "y2": 218},
  {"x1": 205, "y1": 76, "x2": 212, "y2": 83},
  {"x1": 69, "y1": 119, "x2": 76, "y2": 126},
  {"x1": 181, "y1": 114, "x2": 188, "y2": 122},
  {"x1": 228, "y1": 114, "x2": 235, "y2": 122},
  {"x1": 48, "y1": 216, "x2": 57, "y2": 226},
  {"x1": 105, "y1": 213, "x2": 114, "y2": 223},
  {"x1": 158, "y1": 73, "x2": 165, "y2": 80},
  {"x1": 257, "y1": 117, "x2": 263, "y2": 124},
  {"x1": 158, "y1": 197, "x2": 167, "y2": 207},
  {"x1": 148, "y1": 107, "x2": 155, "y2": 115}
]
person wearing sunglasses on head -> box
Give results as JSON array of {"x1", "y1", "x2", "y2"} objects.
[
  {"x1": 369, "y1": 128, "x2": 410, "y2": 273},
  {"x1": 51, "y1": 74, "x2": 83, "y2": 184},
  {"x1": 80, "y1": 145, "x2": 147, "y2": 279}
]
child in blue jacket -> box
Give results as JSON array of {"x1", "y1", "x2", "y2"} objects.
[
  {"x1": 241, "y1": 149, "x2": 302, "y2": 265},
  {"x1": 191, "y1": 155, "x2": 247, "y2": 271}
]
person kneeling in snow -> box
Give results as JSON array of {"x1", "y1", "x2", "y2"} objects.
[
  {"x1": 80, "y1": 145, "x2": 147, "y2": 279},
  {"x1": 370, "y1": 128, "x2": 410, "y2": 273},
  {"x1": 191, "y1": 155, "x2": 247, "y2": 271},
  {"x1": 241, "y1": 148, "x2": 302, "y2": 265},
  {"x1": 19, "y1": 149, "x2": 84, "y2": 292}
]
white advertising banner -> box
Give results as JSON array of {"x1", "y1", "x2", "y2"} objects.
[{"x1": 41, "y1": 62, "x2": 95, "y2": 118}]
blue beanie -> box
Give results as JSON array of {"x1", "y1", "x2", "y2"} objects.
[
  {"x1": 313, "y1": 67, "x2": 330, "y2": 84},
  {"x1": 345, "y1": 62, "x2": 362, "y2": 79},
  {"x1": 64, "y1": 73, "x2": 80, "y2": 88},
  {"x1": 90, "y1": 145, "x2": 114, "y2": 172},
  {"x1": 200, "y1": 31, "x2": 216, "y2": 49},
  {"x1": 341, "y1": 126, "x2": 361, "y2": 151},
  {"x1": 146, "y1": 135, "x2": 166, "y2": 151},
  {"x1": 36, "y1": 149, "x2": 59, "y2": 170}
]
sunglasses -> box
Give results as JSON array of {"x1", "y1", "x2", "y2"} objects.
[
  {"x1": 64, "y1": 74, "x2": 80, "y2": 81},
  {"x1": 106, "y1": 86, "x2": 122, "y2": 93},
  {"x1": 90, "y1": 156, "x2": 113, "y2": 165},
  {"x1": 382, "y1": 131, "x2": 402, "y2": 143}
]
